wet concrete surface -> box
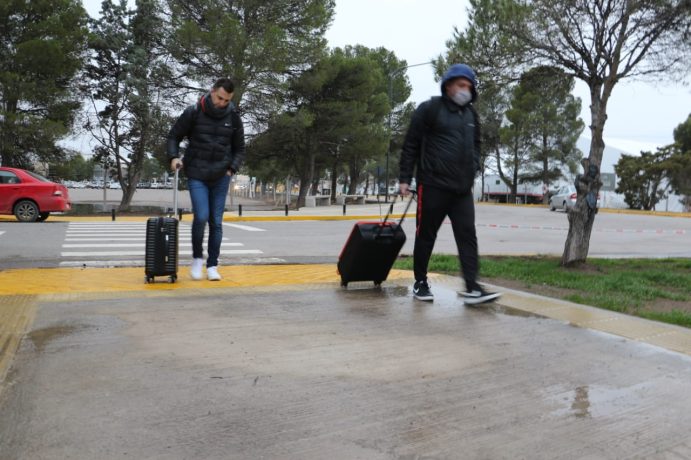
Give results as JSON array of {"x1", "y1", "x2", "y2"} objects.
[{"x1": 1, "y1": 278, "x2": 691, "y2": 459}]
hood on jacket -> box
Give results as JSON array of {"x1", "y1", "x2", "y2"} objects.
[{"x1": 440, "y1": 64, "x2": 477, "y2": 102}]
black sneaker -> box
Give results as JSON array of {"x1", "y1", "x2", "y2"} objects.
[
  {"x1": 413, "y1": 280, "x2": 434, "y2": 301},
  {"x1": 462, "y1": 286, "x2": 501, "y2": 305}
]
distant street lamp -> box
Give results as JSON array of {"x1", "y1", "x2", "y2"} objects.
[{"x1": 385, "y1": 61, "x2": 433, "y2": 203}]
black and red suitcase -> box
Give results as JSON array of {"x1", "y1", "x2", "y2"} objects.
[
  {"x1": 337, "y1": 194, "x2": 414, "y2": 287},
  {"x1": 144, "y1": 169, "x2": 179, "y2": 283}
]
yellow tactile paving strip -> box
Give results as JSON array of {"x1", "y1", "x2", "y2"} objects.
[{"x1": 0, "y1": 265, "x2": 413, "y2": 296}]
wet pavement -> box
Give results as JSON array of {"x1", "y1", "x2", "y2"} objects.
[{"x1": 1, "y1": 266, "x2": 691, "y2": 459}]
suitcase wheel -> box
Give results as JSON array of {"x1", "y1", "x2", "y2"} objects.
[
  {"x1": 168, "y1": 275, "x2": 177, "y2": 283},
  {"x1": 340, "y1": 280, "x2": 347, "y2": 288},
  {"x1": 145, "y1": 276, "x2": 154, "y2": 284},
  {"x1": 374, "y1": 281, "x2": 382, "y2": 287}
]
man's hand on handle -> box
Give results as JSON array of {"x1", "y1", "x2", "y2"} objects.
[{"x1": 170, "y1": 158, "x2": 182, "y2": 171}]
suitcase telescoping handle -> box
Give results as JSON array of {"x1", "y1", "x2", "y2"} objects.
[
  {"x1": 376, "y1": 190, "x2": 416, "y2": 238},
  {"x1": 173, "y1": 166, "x2": 180, "y2": 217},
  {"x1": 381, "y1": 189, "x2": 416, "y2": 226}
]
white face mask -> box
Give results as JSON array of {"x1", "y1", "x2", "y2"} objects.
[{"x1": 450, "y1": 89, "x2": 472, "y2": 106}]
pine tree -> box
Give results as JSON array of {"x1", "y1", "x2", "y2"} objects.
[
  {"x1": 84, "y1": 0, "x2": 172, "y2": 211},
  {"x1": 0, "y1": 0, "x2": 88, "y2": 168}
]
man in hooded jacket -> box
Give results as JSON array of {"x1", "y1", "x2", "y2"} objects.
[
  {"x1": 399, "y1": 64, "x2": 500, "y2": 304},
  {"x1": 167, "y1": 78, "x2": 245, "y2": 281}
]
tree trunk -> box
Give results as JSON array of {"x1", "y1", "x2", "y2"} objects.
[
  {"x1": 295, "y1": 150, "x2": 316, "y2": 207},
  {"x1": 330, "y1": 163, "x2": 338, "y2": 204},
  {"x1": 348, "y1": 160, "x2": 363, "y2": 195},
  {"x1": 561, "y1": 200, "x2": 596, "y2": 266},
  {"x1": 119, "y1": 155, "x2": 143, "y2": 212},
  {"x1": 542, "y1": 141, "x2": 549, "y2": 204},
  {"x1": 297, "y1": 175, "x2": 309, "y2": 208},
  {"x1": 561, "y1": 82, "x2": 609, "y2": 265},
  {"x1": 307, "y1": 152, "x2": 315, "y2": 195},
  {"x1": 119, "y1": 184, "x2": 137, "y2": 212}
]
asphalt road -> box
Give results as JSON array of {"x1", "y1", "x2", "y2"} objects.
[{"x1": 1, "y1": 194, "x2": 690, "y2": 269}]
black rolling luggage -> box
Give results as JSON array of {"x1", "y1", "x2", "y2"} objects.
[
  {"x1": 145, "y1": 169, "x2": 179, "y2": 283},
  {"x1": 337, "y1": 194, "x2": 414, "y2": 287}
]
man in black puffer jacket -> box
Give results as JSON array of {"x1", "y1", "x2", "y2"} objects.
[
  {"x1": 399, "y1": 64, "x2": 500, "y2": 305},
  {"x1": 167, "y1": 78, "x2": 245, "y2": 281}
]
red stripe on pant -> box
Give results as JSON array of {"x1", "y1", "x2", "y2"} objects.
[{"x1": 416, "y1": 184, "x2": 423, "y2": 236}]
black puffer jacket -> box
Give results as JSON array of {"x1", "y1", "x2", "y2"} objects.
[
  {"x1": 166, "y1": 94, "x2": 245, "y2": 182},
  {"x1": 399, "y1": 95, "x2": 481, "y2": 194}
]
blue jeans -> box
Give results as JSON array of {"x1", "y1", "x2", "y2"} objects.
[{"x1": 188, "y1": 175, "x2": 230, "y2": 267}]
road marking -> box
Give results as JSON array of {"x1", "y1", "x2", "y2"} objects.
[
  {"x1": 58, "y1": 257, "x2": 288, "y2": 267},
  {"x1": 68, "y1": 222, "x2": 267, "y2": 233},
  {"x1": 70, "y1": 222, "x2": 146, "y2": 228},
  {"x1": 62, "y1": 242, "x2": 244, "y2": 248},
  {"x1": 61, "y1": 250, "x2": 263, "y2": 257},
  {"x1": 223, "y1": 222, "x2": 266, "y2": 232},
  {"x1": 475, "y1": 223, "x2": 687, "y2": 235},
  {"x1": 61, "y1": 222, "x2": 265, "y2": 263},
  {"x1": 65, "y1": 238, "x2": 147, "y2": 241},
  {"x1": 0, "y1": 231, "x2": 4, "y2": 237},
  {"x1": 66, "y1": 231, "x2": 145, "y2": 235}
]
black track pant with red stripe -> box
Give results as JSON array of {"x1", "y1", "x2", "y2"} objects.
[{"x1": 414, "y1": 184, "x2": 479, "y2": 290}]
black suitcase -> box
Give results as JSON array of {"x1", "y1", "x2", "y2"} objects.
[
  {"x1": 337, "y1": 194, "x2": 414, "y2": 287},
  {"x1": 145, "y1": 169, "x2": 179, "y2": 283}
]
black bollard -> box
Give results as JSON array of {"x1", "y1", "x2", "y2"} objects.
[
  {"x1": 343, "y1": 204, "x2": 346, "y2": 216},
  {"x1": 239, "y1": 204, "x2": 243, "y2": 217},
  {"x1": 111, "y1": 209, "x2": 115, "y2": 221},
  {"x1": 285, "y1": 204, "x2": 288, "y2": 216},
  {"x1": 178, "y1": 209, "x2": 183, "y2": 221},
  {"x1": 389, "y1": 203, "x2": 394, "y2": 215}
]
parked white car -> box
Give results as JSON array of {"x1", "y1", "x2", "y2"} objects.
[{"x1": 549, "y1": 186, "x2": 600, "y2": 211}]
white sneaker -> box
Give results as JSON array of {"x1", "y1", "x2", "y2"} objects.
[
  {"x1": 190, "y1": 258, "x2": 204, "y2": 280},
  {"x1": 207, "y1": 266, "x2": 222, "y2": 281}
]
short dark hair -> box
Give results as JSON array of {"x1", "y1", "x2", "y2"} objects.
[{"x1": 213, "y1": 78, "x2": 235, "y2": 93}]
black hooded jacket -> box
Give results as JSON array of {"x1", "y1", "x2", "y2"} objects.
[
  {"x1": 398, "y1": 95, "x2": 481, "y2": 194},
  {"x1": 399, "y1": 63, "x2": 481, "y2": 194},
  {"x1": 166, "y1": 94, "x2": 245, "y2": 182}
]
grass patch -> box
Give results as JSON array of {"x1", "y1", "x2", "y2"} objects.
[{"x1": 393, "y1": 255, "x2": 691, "y2": 328}]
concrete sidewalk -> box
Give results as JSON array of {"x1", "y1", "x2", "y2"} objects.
[{"x1": 1, "y1": 264, "x2": 690, "y2": 459}]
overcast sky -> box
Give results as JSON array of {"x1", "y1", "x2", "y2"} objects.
[
  {"x1": 81, "y1": 0, "x2": 690, "y2": 155},
  {"x1": 324, "y1": 0, "x2": 690, "y2": 155}
]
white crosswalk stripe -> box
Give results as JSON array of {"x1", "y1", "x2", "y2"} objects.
[
  {"x1": 223, "y1": 222, "x2": 266, "y2": 232},
  {"x1": 60, "y1": 221, "x2": 264, "y2": 266},
  {"x1": 63, "y1": 242, "x2": 244, "y2": 248}
]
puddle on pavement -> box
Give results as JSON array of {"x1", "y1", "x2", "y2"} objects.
[
  {"x1": 382, "y1": 286, "x2": 411, "y2": 298},
  {"x1": 490, "y1": 305, "x2": 544, "y2": 319},
  {"x1": 338, "y1": 284, "x2": 410, "y2": 298},
  {"x1": 28, "y1": 325, "x2": 81, "y2": 352},
  {"x1": 543, "y1": 382, "x2": 651, "y2": 419},
  {"x1": 571, "y1": 386, "x2": 591, "y2": 418}
]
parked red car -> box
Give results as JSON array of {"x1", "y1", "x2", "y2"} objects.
[{"x1": 0, "y1": 167, "x2": 71, "y2": 222}]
